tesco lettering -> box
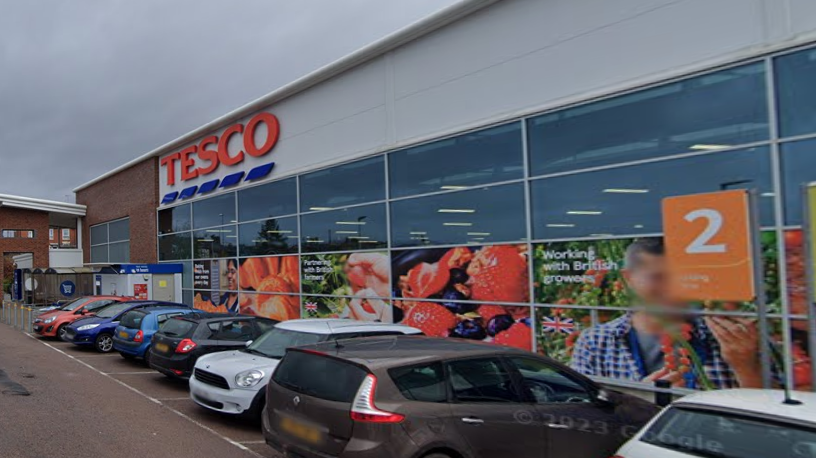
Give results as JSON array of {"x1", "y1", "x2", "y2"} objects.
[{"x1": 160, "y1": 112, "x2": 280, "y2": 186}]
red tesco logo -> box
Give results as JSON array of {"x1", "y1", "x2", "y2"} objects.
[{"x1": 161, "y1": 112, "x2": 280, "y2": 186}]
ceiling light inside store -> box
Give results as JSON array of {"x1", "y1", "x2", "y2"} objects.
[
  {"x1": 567, "y1": 211, "x2": 603, "y2": 215},
  {"x1": 347, "y1": 236, "x2": 370, "y2": 240},
  {"x1": 336, "y1": 221, "x2": 367, "y2": 225},
  {"x1": 690, "y1": 144, "x2": 730, "y2": 151},
  {"x1": 305, "y1": 239, "x2": 324, "y2": 243},
  {"x1": 409, "y1": 231, "x2": 427, "y2": 235},
  {"x1": 634, "y1": 224, "x2": 644, "y2": 229},
  {"x1": 467, "y1": 232, "x2": 491, "y2": 236},
  {"x1": 359, "y1": 240, "x2": 379, "y2": 244},
  {"x1": 336, "y1": 231, "x2": 358, "y2": 234},
  {"x1": 440, "y1": 185, "x2": 468, "y2": 190},
  {"x1": 603, "y1": 188, "x2": 650, "y2": 194},
  {"x1": 546, "y1": 224, "x2": 575, "y2": 228},
  {"x1": 761, "y1": 192, "x2": 776, "y2": 197},
  {"x1": 443, "y1": 222, "x2": 473, "y2": 227},
  {"x1": 197, "y1": 238, "x2": 214, "y2": 242},
  {"x1": 267, "y1": 230, "x2": 293, "y2": 234},
  {"x1": 438, "y1": 209, "x2": 476, "y2": 213},
  {"x1": 310, "y1": 207, "x2": 334, "y2": 211}
]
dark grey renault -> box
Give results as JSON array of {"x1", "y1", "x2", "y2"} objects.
[{"x1": 263, "y1": 336, "x2": 659, "y2": 458}]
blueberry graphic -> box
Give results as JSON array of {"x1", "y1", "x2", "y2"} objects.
[
  {"x1": 441, "y1": 290, "x2": 477, "y2": 314},
  {"x1": 449, "y1": 268, "x2": 469, "y2": 284},
  {"x1": 451, "y1": 320, "x2": 487, "y2": 340},
  {"x1": 487, "y1": 314, "x2": 514, "y2": 337}
]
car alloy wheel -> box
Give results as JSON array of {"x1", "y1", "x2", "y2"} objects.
[
  {"x1": 97, "y1": 334, "x2": 113, "y2": 352},
  {"x1": 57, "y1": 324, "x2": 68, "y2": 341}
]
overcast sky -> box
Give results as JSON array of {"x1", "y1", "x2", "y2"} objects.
[{"x1": 0, "y1": 0, "x2": 458, "y2": 202}]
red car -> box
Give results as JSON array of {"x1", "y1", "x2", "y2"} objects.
[{"x1": 34, "y1": 296, "x2": 133, "y2": 340}]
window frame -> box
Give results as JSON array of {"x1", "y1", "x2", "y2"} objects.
[
  {"x1": 444, "y1": 356, "x2": 524, "y2": 404},
  {"x1": 504, "y1": 356, "x2": 598, "y2": 405},
  {"x1": 89, "y1": 217, "x2": 131, "y2": 264}
]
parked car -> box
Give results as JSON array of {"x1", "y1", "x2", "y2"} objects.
[
  {"x1": 33, "y1": 296, "x2": 131, "y2": 340},
  {"x1": 148, "y1": 313, "x2": 277, "y2": 379},
  {"x1": 112, "y1": 306, "x2": 197, "y2": 364},
  {"x1": 614, "y1": 389, "x2": 816, "y2": 458},
  {"x1": 264, "y1": 335, "x2": 659, "y2": 458},
  {"x1": 190, "y1": 319, "x2": 422, "y2": 419},
  {"x1": 64, "y1": 301, "x2": 188, "y2": 352},
  {"x1": 38, "y1": 299, "x2": 74, "y2": 313}
]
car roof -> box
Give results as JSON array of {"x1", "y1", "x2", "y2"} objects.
[
  {"x1": 125, "y1": 306, "x2": 191, "y2": 314},
  {"x1": 174, "y1": 312, "x2": 269, "y2": 323},
  {"x1": 291, "y1": 335, "x2": 528, "y2": 370},
  {"x1": 276, "y1": 318, "x2": 421, "y2": 336},
  {"x1": 673, "y1": 389, "x2": 816, "y2": 424}
]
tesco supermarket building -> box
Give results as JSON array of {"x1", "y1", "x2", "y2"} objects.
[{"x1": 73, "y1": 0, "x2": 816, "y2": 392}]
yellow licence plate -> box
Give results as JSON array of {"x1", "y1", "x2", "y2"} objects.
[
  {"x1": 155, "y1": 343, "x2": 169, "y2": 353},
  {"x1": 280, "y1": 416, "x2": 321, "y2": 444},
  {"x1": 119, "y1": 331, "x2": 129, "y2": 338}
]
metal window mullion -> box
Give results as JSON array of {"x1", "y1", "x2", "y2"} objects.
[
  {"x1": 766, "y1": 54, "x2": 795, "y2": 390},
  {"x1": 384, "y1": 153, "x2": 394, "y2": 323},
  {"x1": 522, "y1": 119, "x2": 538, "y2": 353}
]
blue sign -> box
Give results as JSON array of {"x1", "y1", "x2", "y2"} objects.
[
  {"x1": 116, "y1": 264, "x2": 183, "y2": 274},
  {"x1": 60, "y1": 280, "x2": 76, "y2": 297}
]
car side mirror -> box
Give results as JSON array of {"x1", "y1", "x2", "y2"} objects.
[
  {"x1": 595, "y1": 389, "x2": 618, "y2": 407},
  {"x1": 245, "y1": 340, "x2": 253, "y2": 347}
]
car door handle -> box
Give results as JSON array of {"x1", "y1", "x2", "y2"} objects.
[
  {"x1": 461, "y1": 417, "x2": 484, "y2": 425},
  {"x1": 547, "y1": 423, "x2": 570, "y2": 429}
]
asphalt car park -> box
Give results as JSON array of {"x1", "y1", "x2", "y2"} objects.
[{"x1": 0, "y1": 322, "x2": 282, "y2": 458}]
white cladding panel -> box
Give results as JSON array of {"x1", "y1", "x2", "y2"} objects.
[{"x1": 158, "y1": 0, "x2": 816, "y2": 200}]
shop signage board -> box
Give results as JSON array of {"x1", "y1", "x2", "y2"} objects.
[{"x1": 662, "y1": 190, "x2": 757, "y2": 301}]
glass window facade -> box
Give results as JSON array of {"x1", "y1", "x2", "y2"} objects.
[
  {"x1": 160, "y1": 46, "x2": 816, "y2": 393},
  {"x1": 90, "y1": 218, "x2": 130, "y2": 263}
]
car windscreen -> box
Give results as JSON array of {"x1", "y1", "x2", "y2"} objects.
[
  {"x1": 273, "y1": 350, "x2": 367, "y2": 403},
  {"x1": 160, "y1": 319, "x2": 196, "y2": 338},
  {"x1": 120, "y1": 310, "x2": 148, "y2": 329},
  {"x1": 641, "y1": 406, "x2": 816, "y2": 458},
  {"x1": 95, "y1": 302, "x2": 132, "y2": 319},
  {"x1": 60, "y1": 297, "x2": 88, "y2": 311},
  {"x1": 245, "y1": 328, "x2": 325, "y2": 359}
]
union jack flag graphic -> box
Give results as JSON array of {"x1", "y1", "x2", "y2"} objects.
[
  {"x1": 541, "y1": 316, "x2": 575, "y2": 335},
  {"x1": 304, "y1": 302, "x2": 318, "y2": 312}
]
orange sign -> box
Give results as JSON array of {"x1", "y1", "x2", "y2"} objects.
[{"x1": 662, "y1": 190, "x2": 756, "y2": 301}]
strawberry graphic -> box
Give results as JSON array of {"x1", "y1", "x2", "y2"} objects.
[
  {"x1": 466, "y1": 245, "x2": 528, "y2": 303},
  {"x1": 401, "y1": 302, "x2": 456, "y2": 337},
  {"x1": 477, "y1": 304, "x2": 508, "y2": 324},
  {"x1": 493, "y1": 322, "x2": 532, "y2": 350},
  {"x1": 402, "y1": 247, "x2": 473, "y2": 298}
]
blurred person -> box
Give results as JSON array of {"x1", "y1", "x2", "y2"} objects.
[
  {"x1": 570, "y1": 237, "x2": 763, "y2": 389},
  {"x1": 219, "y1": 259, "x2": 240, "y2": 313}
]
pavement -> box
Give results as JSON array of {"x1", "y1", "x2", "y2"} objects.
[{"x1": 0, "y1": 322, "x2": 282, "y2": 458}]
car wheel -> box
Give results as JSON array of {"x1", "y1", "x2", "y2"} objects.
[
  {"x1": 143, "y1": 347, "x2": 152, "y2": 367},
  {"x1": 56, "y1": 324, "x2": 68, "y2": 341},
  {"x1": 95, "y1": 334, "x2": 114, "y2": 353}
]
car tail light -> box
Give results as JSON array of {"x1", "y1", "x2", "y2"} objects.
[
  {"x1": 350, "y1": 374, "x2": 404, "y2": 423},
  {"x1": 176, "y1": 339, "x2": 197, "y2": 354},
  {"x1": 172, "y1": 369, "x2": 184, "y2": 376},
  {"x1": 134, "y1": 331, "x2": 144, "y2": 343}
]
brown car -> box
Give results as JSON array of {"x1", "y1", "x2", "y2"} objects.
[{"x1": 263, "y1": 336, "x2": 659, "y2": 458}]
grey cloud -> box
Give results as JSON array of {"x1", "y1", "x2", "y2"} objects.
[{"x1": 0, "y1": 0, "x2": 457, "y2": 201}]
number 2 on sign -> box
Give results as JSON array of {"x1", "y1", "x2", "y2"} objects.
[{"x1": 684, "y1": 209, "x2": 726, "y2": 254}]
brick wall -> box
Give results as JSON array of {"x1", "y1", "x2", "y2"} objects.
[
  {"x1": 76, "y1": 158, "x2": 159, "y2": 264},
  {"x1": 0, "y1": 207, "x2": 50, "y2": 280}
]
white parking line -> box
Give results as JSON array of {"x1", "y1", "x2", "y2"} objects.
[
  {"x1": 105, "y1": 371, "x2": 157, "y2": 375},
  {"x1": 157, "y1": 397, "x2": 192, "y2": 401},
  {"x1": 239, "y1": 441, "x2": 267, "y2": 445},
  {"x1": 26, "y1": 334, "x2": 263, "y2": 458}
]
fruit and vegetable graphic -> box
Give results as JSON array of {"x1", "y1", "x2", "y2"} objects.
[
  {"x1": 392, "y1": 244, "x2": 532, "y2": 350},
  {"x1": 237, "y1": 256, "x2": 300, "y2": 321}
]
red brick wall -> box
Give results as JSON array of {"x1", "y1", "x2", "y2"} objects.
[
  {"x1": 76, "y1": 158, "x2": 159, "y2": 264},
  {"x1": 0, "y1": 207, "x2": 50, "y2": 280}
]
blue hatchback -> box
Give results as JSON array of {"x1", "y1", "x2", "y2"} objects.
[
  {"x1": 113, "y1": 306, "x2": 195, "y2": 363},
  {"x1": 65, "y1": 301, "x2": 189, "y2": 353}
]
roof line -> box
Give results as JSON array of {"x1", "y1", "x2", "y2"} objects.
[
  {"x1": 0, "y1": 193, "x2": 86, "y2": 216},
  {"x1": 73, "y1": 0, "x2": 501, "y2": 193}
]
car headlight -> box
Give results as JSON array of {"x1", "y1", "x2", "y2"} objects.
[
  {"x1": 235, "y1": 370, "x2": 265, "y2": 388},
  {"x1": 77, "y1": 324, "x2": 100, "y2": 331},
  {"x1": 44, "y1": 316, "x2": 57, "y2": 324}
]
